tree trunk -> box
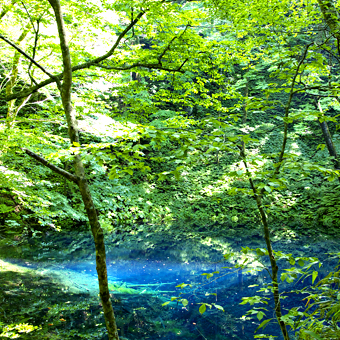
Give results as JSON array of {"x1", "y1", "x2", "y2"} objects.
[
  {"x1": 236, "y1": 46, "x2": 310, "y2": 340},
  {"x1": 241, "y1": 154, "x2": 290, "y2": 340},
  {"x1": 315, "y1": 101, "x2": 340, "y2": 183},
  {"x1": 6, "y1": 27, "x2": 29, "y2": 128},
  {"x1": 46, "y1": 1, "x2": 119, "y2": 339},
  {"x1": 317, "y1": 0, "x2": 340, "y2": 41},
  {"x1": 319, "y1": 120, "x2": 340, "y2": 169}
]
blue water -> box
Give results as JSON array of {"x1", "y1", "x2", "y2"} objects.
[
  {"x1": 63, "y1": 259, "x2": 260, "y2": 339},
  {"x1": 3, "y1": 235, "x2": 340, "y2": 340},
  {"x1": 9, "y1": 256, "x2": 331, "y2": 339}
]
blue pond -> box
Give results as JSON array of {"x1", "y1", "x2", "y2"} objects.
[{"x1": 2, "y1": 232, "x2": 340, "y2": 340}]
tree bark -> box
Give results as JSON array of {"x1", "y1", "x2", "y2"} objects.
[
  {"x1": 241, "y1": 153, "x2": 290, "y2": 340},
  {"x1": 315, "y1": 100, "x2": 340, "y2": 185},
  {"x1": 45, "y1": 1, "x2": 119, "y2": 339},
  {"x1": 5, "y1": 27, "x2": 29, "y2": 127},
  {"x1": 317, "y1": 0, "x2": 340, "y2": 40},
  {"x1": 319, "y1": 119, "x2": 340, "y2": 169}
]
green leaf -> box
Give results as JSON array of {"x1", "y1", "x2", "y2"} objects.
[
  {"x1": 257, "y1": 311, "x2": 265, "y2": 321},
  {"x1": 256, "y1": 248, "x2": 267, "y2": 256},
  {"x1": 312, "y1": 271, "x2": 318, "y2": 284},
  {"x1": 201, "y1": 273, "x2": 214, "y2": 279},
  {"x1": 176, "y1": 283, "x2": 190, "y2": 289},
  {"x1": 181, "y1": 299, "x2": 188, "y2": 307},
  {"x1": 231, "y1": 216, "x2": 238, "y2": 222},
  {"x1": 303, "y1": 330, "x2": 323, "y2": 340},
  {"x1": 199, "y1": 304, "x2": 206, "y2": 314},
  {"x1": 255, "y1": 318, "x2": 272, "y2": 332},
  {"x1": 213, "y1": 304, "x2": 224, "y2": 312},
  {"x1": 162, "y1": 301, "x2": 171, "y2": 306},
  {"x1": 298, "y1": 259, "x2": 304, "y2": 267},
  {"x1": 173, "y1": 170, "x2": 181, "y2": 180},
  {"x1": 264, "y1": 186, "x2": 271, "y2": 193}
]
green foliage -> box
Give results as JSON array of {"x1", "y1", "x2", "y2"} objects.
[{"x1": 2, "y1": 0, "x2": 340, "y2": 339}]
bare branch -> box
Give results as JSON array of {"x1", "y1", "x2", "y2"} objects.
[
  {"x1": 0, "y1": 34, "x2": 58, "y2": 81},
  {"x1": 96, "y1": 61, "x2": 187, "y2": 73},
  {"x1": 276, "y1": 43, "x2": 312, "y2": 169},
  {"x1": 23, "y1": 148, "x2": 79, "y2": 184},
  {"x1": 13, "y1": 93, "x2": 32, "y2": 117},
  {"x1": 0, "y1": 0, "x2": 19, "y2": 20},
  {"x1": 1, "y1": 10, "x2": 146, "y2": 101},
  {"x1": 97, "y1": 24, "x2": 191, "y2": 73},
  {"x1": 157, "y1": 23, "x2": 191, "y2": 63},
  {"x1": 1, "y1": 6, "x2": 192, "y2": 102},
  {"x1": 259, "y1": 43, "x2": 312, "y2": 197},
  {"x1": 0, "y1": 118, "x2": 63, "y2": 124},
  {"x1": 20, "y1": 1, "x2": 37, "y2": 33},
  {"x1": 5, "y1": 75, "x2": 61, "y2": 101},
  {"x1": 27, "y1": 19, "x2": 41, "y2": 85}
]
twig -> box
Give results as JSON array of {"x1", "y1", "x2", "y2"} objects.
[{"x1": 195, "y1": 326, "x2": 208, "y2": 340}]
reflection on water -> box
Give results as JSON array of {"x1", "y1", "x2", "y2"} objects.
[
  {"x1": 6, "y1": 257, "x2": 304, "y2": 339},
  {"x1": 3, "y1": 236, "x2": 340, "y2": 340}
]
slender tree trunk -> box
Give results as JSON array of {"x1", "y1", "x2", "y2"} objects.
[
  {"x1": 317, "y1": 0, "x2": 340, "y2": 41},
  {"x1": 236, "y1": 45, "x2": 310, "y2": 340},
  {"x1": 46, "y1": 1, "x2": 119, "y2": 339},
  {"x1": 241, "y1": 75, "x2": 249, "y2": 153},
  {"x1": 319, "y1": 120, "x2": 340, "y2": 169},
  {"x1": 6, "y1": 27, "x2": 29, "y2": 128},
  {"x1": 238, "y1": 73, "x2": 291, "y2": 338},
  {"x1": 242, "y1": 75, "x2": 248, "y2": 125},
  {"x1": 315, "y1": 101, "x2": 340, "y2": 174},
  {"x1": 241, "y1": 154, "x2": 290, "y2": 340}
]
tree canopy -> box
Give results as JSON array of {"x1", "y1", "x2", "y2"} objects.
[{"x1": 1, "y1": 0, "x2": 340, "y2": 339}]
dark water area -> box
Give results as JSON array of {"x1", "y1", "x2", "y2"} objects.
[{"x1": 1, "y1": 230, "x2": 340, "y2": 340}]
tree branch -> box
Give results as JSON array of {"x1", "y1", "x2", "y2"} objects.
[
  {"x1": 0, "y1": 118, "x2": 63, "y2": 124},
  {"x1": 96, "y1": 61, "x2": 187, "y2": 73},
  {"x1": 0, "y1": 34, "x2": 58, "y2": 81},
  {"x1": 275, "y1": 43, "x2": 312, "y2": 173},
  {"x1": 1, "y1": 3, "x2": 191, "y2": 102},
  {"x1": 1, "y1": 10, "x2": 146, "y2": 101},
  {"x1": 0, "y1": 0, "x2": 19, "y2": 20},
  {"x1": 97, "y1": 24, "x2": 191, "y2": 73},
  {"x1": 23, "y1": 148, "x2": 79, "y2": 184}
]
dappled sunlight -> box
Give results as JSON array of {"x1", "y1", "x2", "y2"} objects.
[
  {"x1": 2, "y1": 0, "x2": 340, "y2": 338},
  {"x1": 288, "y1": 142, "x2": 302, "y2": 156},
  {"x1": 77, "y1": 113, "x2": 138, "y2": 138},
  {"x1": 0, "y1": 165, "x2": 33, "y2": 188}
]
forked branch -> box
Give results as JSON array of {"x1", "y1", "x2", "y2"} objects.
[
  {"x1": 23, "y1": 148, "x2": 79, "y2": 184},
  {"x1": 0, "y1": 34, "x2": 58, "y2": 82}
]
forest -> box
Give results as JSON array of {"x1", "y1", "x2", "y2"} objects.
[{"x1": 1, "y1": 0, "x2": 340, "y2": 339}]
